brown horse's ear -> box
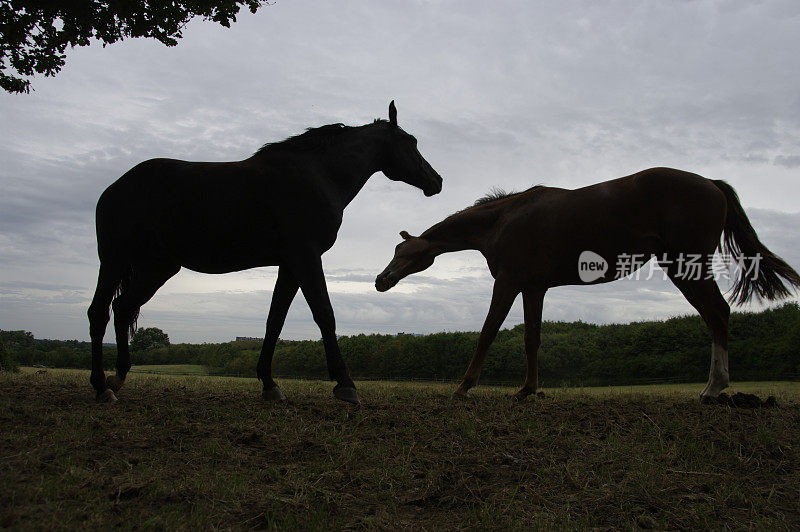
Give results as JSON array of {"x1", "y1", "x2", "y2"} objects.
[
  {"x1": 399, "y1": 230, "x2": 411, "y2": 240},
  {"x1": 389, "y1": 100, "x2": 397, "y2": 127}
]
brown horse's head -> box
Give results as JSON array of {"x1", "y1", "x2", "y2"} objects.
[
  {"x1": 381, "y1": 101, "x2": 443, "y2": 197},
  {"x1": 375, "y1": 230, "x2": 436, "y2": 292}
]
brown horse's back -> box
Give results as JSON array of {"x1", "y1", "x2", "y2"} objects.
[
  {"x1": 488, "y1": 167, "x2": 727, "y2": 287},
  {"x1": 619, "y1": 167, "x2": 727, "y2": 251}
]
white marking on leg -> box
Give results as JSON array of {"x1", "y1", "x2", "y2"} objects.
[{"x1": 701, "y1": 342, "x2": 729, "y2": 398}]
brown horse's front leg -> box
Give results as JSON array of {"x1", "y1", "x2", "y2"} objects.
[
  {"x1": 512, "y1": 289, "x2": 545, "y2": 401},
  {"x1": 454, "y1": 275, "x2": 519, "y2": 399}
]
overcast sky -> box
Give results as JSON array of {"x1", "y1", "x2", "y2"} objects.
[{"x1": 1, "y1": 0, "x2": 799, "y2": 343}]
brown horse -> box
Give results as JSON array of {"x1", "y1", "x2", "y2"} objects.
[
  {"x1": 88, "y1": 102, "x2": 443, "y2": 404},
  {"x1": 375, "y1": 168, "x2": 800, "y2": 401}
]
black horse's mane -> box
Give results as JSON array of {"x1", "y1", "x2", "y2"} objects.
[{"x1": 255, "y1": 119, "x2": 389, "y2": 155}]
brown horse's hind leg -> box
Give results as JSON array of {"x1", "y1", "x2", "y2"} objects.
[
  {"x1": 454, "y1": 274, "x2": 519, "y2": 398},
  {"x1": 110, "y1": 261, "x2": 180, "y2": 395},
  {"x1": 512, "y1": 289, "x2": 546, "y2": 401},
  {"x1": 665, "y1": 272, "x2": 731, "y2": 399}
]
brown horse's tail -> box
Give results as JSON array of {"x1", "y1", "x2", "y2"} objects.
[{"x1": 713, "y1": 180, "x2": 800, "y2": 305}]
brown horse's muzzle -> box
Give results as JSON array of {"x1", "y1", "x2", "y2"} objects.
[{"x1": 375, "y1": 271, "x2": 398, "y2": 292}]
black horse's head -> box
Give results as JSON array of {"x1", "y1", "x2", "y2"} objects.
[
  {"x1": 375, "y1": 230, "x2": 436, "y2": 292},
  {"x1": 381, "y1": 101, "x2": 443, "y2": 197}
]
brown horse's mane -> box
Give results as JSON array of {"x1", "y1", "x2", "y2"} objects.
[
  {"x1": 473, "y1": 188, "x2": 520, "y2": 206},
  {"x1": 454, "y1": 185, "x2": 542, "y2": 215},
  {"x1": 255, "y1": 119, "x2": 390, "y2": 155}
]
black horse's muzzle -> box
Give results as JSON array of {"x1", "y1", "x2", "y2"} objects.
[{"x1": 423, "y1": 174, "x2": 443, "y2": 197}]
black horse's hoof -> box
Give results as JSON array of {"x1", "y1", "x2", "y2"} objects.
[
  {"x1": 262, "y1": 387, "x2": 286, "y2": 402},
  {"x1": 450, "y1": 391, "x2": 470, "y2": 401},
  {"x1": 96, "y1": 389, "x2": 118, "y2": 403},
  {"x1": 106, "y1": 374, "x2": 124, "y2": 392},
  {"x1": 333, "y1": 386, "x2": 360, "y2": 405}
]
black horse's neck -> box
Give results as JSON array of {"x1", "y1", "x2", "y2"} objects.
[
  {"x1": 252, "y1": 122, "x2": 389, "y2": 211},
  {"x1": 328, "y1": 124, "x2": 388, "y2": 209}
]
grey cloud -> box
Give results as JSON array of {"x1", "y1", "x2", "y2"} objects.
[
  {"x1": 2, "y1": 0, "x2": 800, "y2": 342},
  {"x1": 774, "y1": 155, "x2": 800, "y2": 168}
]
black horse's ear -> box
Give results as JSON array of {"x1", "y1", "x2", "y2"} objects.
[
  {"x1": 389, "y1": 100, "x2": 397, "y2": 127},
  {"x1": 400, "y1": 230, "x2": 411, "y2": 240}
]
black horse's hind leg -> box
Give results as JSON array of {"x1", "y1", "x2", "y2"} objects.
[
  {"x1": 291, "y1": 254, "x2": 359, "y2": 404},
  {"x1": 664, "y1": 265, "x2": 731, "y2": 399},
  {"x1": 88, "y1": 262, "x2": 123, "y2": 401},
  {"x1": 109, "y1": 261, "x2": 180, "y2": 396},
  {"x1": 258, "y1": 267, "x2": 299, "y2": 401}
]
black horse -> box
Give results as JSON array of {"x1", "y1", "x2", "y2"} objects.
[{"x1": 88, "y1": 102, "x2": 443, "y2": 404}]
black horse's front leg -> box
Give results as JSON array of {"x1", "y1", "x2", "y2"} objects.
[
  {"x1": 258, "y1": 267, "x2": 299, "y2": 401},
  {"x1": 293, "y1": 254, "x2": 360, "y2": 404}
]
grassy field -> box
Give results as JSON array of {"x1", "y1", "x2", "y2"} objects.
[
  {"x1": 130, "y1": 364, "x2": 209, "y2": 376},
  {"x1": 2, "y1": 369, "x2": 799, "y2": 530}
]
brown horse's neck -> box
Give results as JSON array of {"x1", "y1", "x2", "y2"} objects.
[{"x1": 421, "y1": 206, "x2": 497, "y2": 255}]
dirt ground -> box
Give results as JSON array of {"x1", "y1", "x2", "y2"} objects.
[{"x1": 2, "y1": 370, "x2": 799, "y2": 530}]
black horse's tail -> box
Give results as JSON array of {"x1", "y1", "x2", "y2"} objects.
[
  {"x1": 98, "y1": 262, "x2": 138, "y2": 338},
  {"x1": 713, "y1": 180, "x2": 800, "y2": 305},
  {"x1": 113, "y1": 264, "x2": 139, "y2": 338}
]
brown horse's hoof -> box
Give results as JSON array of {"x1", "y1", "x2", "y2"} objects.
[
  {"x1": 450, "y1": 390, "x2": 470, "y2": 401},
  {"x1": 333, "y1": 386, "x2": 360, "y2": 405},
  {"x1": 511, "y1": 389, "x2": 545, "y2": 402},
  {"x1": 106, "y1": 374, "x2": 124, "y2": 392},
  {"x1": 700, "y1": 394, "x2": 722, "y2": 405},
  {"x1": 262, "y1": 387, "x2": 286, "y2": 402},
  {"x1": 96, "y1": 389, "x2": 118, "y2": 403}
]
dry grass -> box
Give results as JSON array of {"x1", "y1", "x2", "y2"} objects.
[{"x1": 2, "y1": 369, "x2": 799, "y2": 530}]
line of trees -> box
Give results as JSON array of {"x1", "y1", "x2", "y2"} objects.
[{"x1": 2, "y1": 303, "x2": 798, "y2": 386}]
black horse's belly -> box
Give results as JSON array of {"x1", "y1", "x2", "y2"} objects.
[{"x1": 170, "y1": 227, "x2": 281, "y2": 273}]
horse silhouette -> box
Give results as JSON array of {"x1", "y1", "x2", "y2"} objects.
[
  {"x1": 88, "y1": 102, "x2": 443, "y2": 404},
  {"x1": 376, "y1": 168, "x2": 800, "y2": 401}
]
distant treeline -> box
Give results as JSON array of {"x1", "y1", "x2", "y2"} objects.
[{"x1": 2, "y1": 303, "x2": 798, "y2": 386}]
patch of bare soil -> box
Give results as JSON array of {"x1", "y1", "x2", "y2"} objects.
[{"x1": 702, "y1": 392, "x2": 778, "y2": 408}]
